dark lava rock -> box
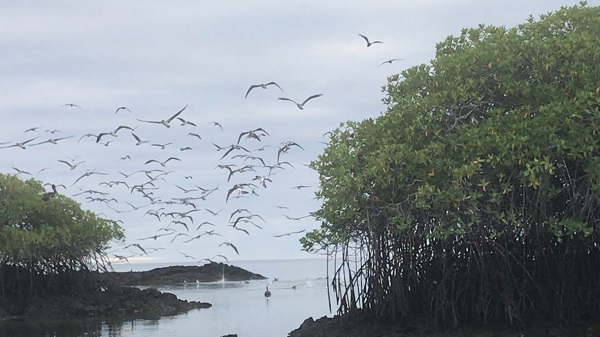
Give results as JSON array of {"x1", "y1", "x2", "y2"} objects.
[
  {"x1": 97, "y1": 262, "x2": 266, "y2": 286},
  {"x1": 1, "y1": 286, "x2": 211, "y2": 321},
  {"x1": 0, "y1": 262, "x2": 266, "y2": 323},
  {"x1": 288, "y1": 312, "x2": 600, "y2": 337},
  {"x1": 288, "y1": 311, "x2": 432, "y2": 337}
]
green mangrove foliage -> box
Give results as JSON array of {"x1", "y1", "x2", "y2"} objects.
[
  {"x1": 303, "y1": 2, "x2": 600, "y2": 326},
  {"x1": 0, "y1": 174, "x2": 124, "y2": 300}
]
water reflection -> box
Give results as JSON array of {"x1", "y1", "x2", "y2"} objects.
[
  {"x1": 1, "y1": 259, "x2": 332, "y2": 337},
  {"x1": 159, "y1": 280, "x2": 247, "y2": 292},
  {"x1": 0, "y1": 316, "x2": 171, "y2": 337},
  {"x1": 1, "y1": 317, "x2": 98, "y2": 337}
]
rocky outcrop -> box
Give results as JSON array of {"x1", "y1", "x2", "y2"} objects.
[
  {"x1": 0, "y1": 262, "x2": 264, "y2": 322},
  {"x1": 1, "y1": 286, "x2": 211, "y2": 321},
  {"x1": 288, "y1": 313, "x2": 600, "y2": 337},
  {"x1": 98, "y1": 262, "x2": 266, "y2": 286}
]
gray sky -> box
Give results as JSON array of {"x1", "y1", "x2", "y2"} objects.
[{"x1": 0, "y1": 0, "x2": 588, "y2": 264}]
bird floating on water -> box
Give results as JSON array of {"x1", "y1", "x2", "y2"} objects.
[{"x1": 264, "y1": 286, "x2": 271, "y2": 298}]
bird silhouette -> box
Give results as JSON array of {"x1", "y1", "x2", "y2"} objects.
[
  {"x1": 377, "y1": 58, "x2": 405, "y2": 67},
  {"x1": 42, "y1": 184, "x2": 58, "y2": 201},
  {"x1": 145, "y1": 157, "x2": 181, "y2": 167},
  {"x1": 57, "y1": 159, "x2": 86, "y2": 170},
  {"x1": 115, "y1": 106, "x2": 131, "y2": 114},
  {"x1": 96, "y1": 126, "x2": 134, "y2": 143},
  {"x1": 137, "y1": 105, "x2": 188, "y2": 128},
  {"x1": 0, "y1": 136, "x2": 40, "y2": 149},
  {"x1": 274, "y1": 229, "x2": 307, "y2": 237},
  {"x1": 245, "y1": 82, "x2": 283, "y2": 98},
  {"x1": 219, "y1": 242, "x2": 240, "y2": 255},
  {"x1": 62, "y1": 103, "x2": 81, "y2": 109},
  {"x1": 278, "y1": 94, "x2": 322, "y2": 110},
  {"x1": 30, "y1": 136, "x2": 73, "y2": 146},
  {"x1": 358, "y1": 34, "x2": 382, "y2": 47}
]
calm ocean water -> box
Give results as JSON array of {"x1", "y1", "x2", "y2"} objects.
[{"x1": 0, "y1": 258, "x2": 335, "y2": 337}]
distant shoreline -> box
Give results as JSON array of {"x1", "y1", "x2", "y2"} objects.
[{"x1": 108, "y1": 257, "x2": 328, "y2": 272}]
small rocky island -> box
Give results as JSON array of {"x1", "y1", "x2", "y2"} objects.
[
  {"x1": 0, "y1": 262, "x2": 266, "y2": 321},
  {"x1": 99, "y1": 262, "x2": 267, "y2": 286}
]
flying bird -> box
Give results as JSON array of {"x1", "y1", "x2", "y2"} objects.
[
  {"x1": 62, "y1": 103, "x2": 81, "y2": 109},
  {"x1": 124, "y1": 243, "x2": 148, "y2": 255},
  {"x1": 151, "y1": 142, "x2": 173, "y2": 150},
  {"x1": 30, "y1": 136, "x2": 73, "y2": 146},
  {"x1": 131, "y1": 133, "x2": 148, "y2": 145},
  {"x1": 96, "y1": 126, "x2": 135, "y2": 143},
  {"x1": 78, "y1": 133, "x2": 98, "y2": 143},
  {"x1": 209, "y1": 122, "x2": 223, "y2": 131},
  {"x1": 245, "y1": 82, "x2": 283, "y2": 98},
  {"x1": 71, "y1": 170, "x2": 108, "y2": 186},
  {"x1": 138, "y1": 232, "x2": 174, "y2": 241},
  {"x1": 358, "y1": 34, "x2": 383, "y2": 47},
  {"x1": 219, "y1": 242, "x2": 240, "y2": 255},
  {"x1": 23, "y1": 127, "x2": 40, "y2": 133},
  {"x1": 277, "y1": 141, "x2": 304, "y2": 162},
  {"x1": 12, "y1": 167, "x2": 31, "y2": 175},
  {"x1": 290, "y1": 185, "x2": 311, "y2": 190},
  {"x1": 377, "y1": 58, "x2": 405, "y2": 67},
  {"x1": 136, "y1": 105, "x2": 188, "y2": 128},
  {"x1": 0, "y1": 136, "x2": 40, "y2": 149},
  {"x1": 278, "y1": 94, "x2": 322, "y2": 110},
  {"x1": 115, "y1": 106, "x2": 132, "y2": 114},
  {"x1": 237, "y1": 128, "x2": 270, "y2": 144},
  {"x1": 283, "y1": 213, "x2": 313, "y2": 220},
  {"x1": 226, "y1": 183, "x2": 257, "y2": 202},
  {"x1": 145, "y1": 157, "x2": 181, "y2": 167},
  {"x1": 177, "y1": 117, "x2": 196, "y2": 127},
  {"x1": 274, "y1": 229, "x2": 306, "y2": 237},
  {"x1": 253, "y1": 175, "x2": 272, "y2": 188},
  {"x1": 205, "y1": 208, "x2": 223, "y2": 216},
  {"x1": 57, "y1": 159, "x2": 86, "y2": 170},
  {"x1": 219, "y1": 144, "x2": 250, "y2": 160}
]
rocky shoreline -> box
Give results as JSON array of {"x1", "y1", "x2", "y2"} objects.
[
  {"x1": 98, "y1": 261, "x2": 267, "y2": 286},
  {"x1": 287, "y1": 312, "x2": 600, "y2": 337},
  {"x1": 3, "y1": 262, "x2": 600, "y2": 337},
  {"x1": 0, "y1": 262, "x2": 266, "y2": 322}
]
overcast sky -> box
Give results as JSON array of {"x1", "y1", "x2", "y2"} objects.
[{"x1": 0, "y1": 1, "x2": 589, "y2": 265}]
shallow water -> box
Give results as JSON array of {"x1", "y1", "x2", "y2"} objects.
[{"x1": 0, "y1": 258, "x2": 335, "y2": 337}]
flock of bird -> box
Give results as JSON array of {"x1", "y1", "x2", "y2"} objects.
[{"x1": 1, "y1": 33, "x2": 404, "y2": 268}]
